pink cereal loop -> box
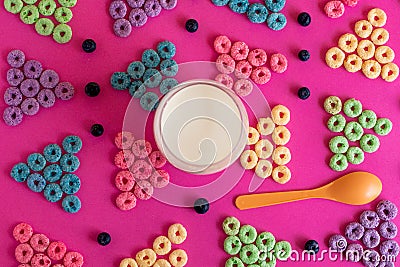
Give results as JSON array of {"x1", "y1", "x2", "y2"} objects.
[
  {"x1": 215, "y1": 73, "x2": 234, "y2": 89},
  {"x1": 251, "y1": 66, "x2": 271, "y2": 85},
  {"x1": 230, "y1": 41, "x2": 250, "y2": 61},
  {"x1": 248, "y1": 49, "x2": 268, "y2": 67},
  {"x1": 114, "y1": 150, "x2": 135, "y2": 169},
  {"x1": 131, "y1": 139, "x2": 152, "y2": 158},
  {"x1": 29, "y1": 234, "x2": 50, "y2": 253},
  {"x1": 131, "y1": 159, "x2": 153, "y2": 180},
  {"x1": 47, "y1": 241, "x2": 67, "y2": 261},
  {"x1": 216, "y1": 54, "x2": 235, "y2": 74},
  {"x1": 234, "y1": 60, "x2": 253, "y2": 79},
  {"x1": 114, "y1": 131, "x2": 135, "y2": 150},
  {"x1": 115, "y1": 170, "x2": 135, "y2": 191},
  {"x1": 13, "y1": 223, "x2": 33, "y2": 243},
  {"x1": 324, "y1": 1, "x2": 345, "y2": 18},
  {"x1": 63, "y1": 251, "x2": 84, "y2": 267},
  {"x1": 270, "y1": 53, "x2": 288, "y2": 73},
  {"x1": 149, "y1": 150, "x2": 167, "y2": 168},
  {"x1": 150, "y1": 169, "x2": 170, "y2": 188},
  {"x1": 15, "y1": 243, "x2": 34, "y2": 264},
  {"x1": 214, "y1": 35, "x2": 232, "y2": 54},
  {"x1": 116, "y1": 191, "x2": 137, "y2": 210},
  {"x1": 134, "y1": 180, "x2": 154, "y2": 200},
  {"x1": 342, "y1": 0, "x2": 358, "y2": 7},
  {"x1": 30, "y1": 253, "x2": 51, "y2": 267},
  {"x1": 233, "y1": 79, "x2": 253, "y2": 97}
]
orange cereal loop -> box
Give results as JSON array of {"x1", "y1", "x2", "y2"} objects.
[
  {"x1": 120, "y1": 258, "x2": 138, "y2": 267},
  {"x1": 167, "y1": 223, "x2": 187, "y2": 244},
  {"x1": 370, "y1": 28, "x2": 389, "y2": 46},
  {"x1": 272, "y1": 125, "x2": 291, "y2": 145},
  {"x1": 135, "y1": 249, "x2": 156, "y2": 267},
  {"x1": 368, "y1": 8, "x2": 387, "y2": 27},
  {"x1": 271, "y1": 105, "x2": 290, "y2": 125},
  {"x1": 240, "y1": 150, "x2": 258, "y2": 169},
  {"x1": 272, "y1": 165, "x2": 291, "y2": 184},
  {"x1": 375, "y1": 46, "x2": 395, "y2": 64},
  {"x1": 169, "y1": 249, "x2": 188, "y2": 267},
  {"x1": 354, "y1": 20, "x2": 373, "y2": 38},
  {"x1": 272, "y1": 146, "x2": 291, "y2": 165},
  {"x1": 325, "y1": 47, "x2": 345, "y2": 69},
  {"x1": 338, "y1": 33, "x2": 358, "y2": 53},
  {"x1": 154, "y1": 259, "x2": 171, "y2": 267},
  {"x1": 247, "y1": 127, "x2": 260, "y2": 145},
  {"x1": 255, "y1": 159, "x2": 273, "y2": 179},
  {"x1": 344, "y1": 54, "x2": 363, "y2": 73},
  {"x1": 356, "y1": 40, "x2": 375, "y2": 60},
  {"x1": 153, "y1": 236, "x2": 171, "y2": 256},
  {"x1": 254, "y1": 139, "x2": 273, "y2": 159},
  {"x1": 257, "y1": 117, "x2": 275, "y2": 135},
  {"x1": 362, "y1": 60, "x2": 381, "y2": 79},
  {"x1": 381, "y1": 63, "x2": 399, "y2": 82}
]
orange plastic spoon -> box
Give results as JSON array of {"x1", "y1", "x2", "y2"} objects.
[{"x1": 235, "y1": 172, "x2": 382, "y2": 210}]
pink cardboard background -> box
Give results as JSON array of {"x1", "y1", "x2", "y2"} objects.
[{"x1": 1, "y1": 0, "x2": 400, "y2": 266}]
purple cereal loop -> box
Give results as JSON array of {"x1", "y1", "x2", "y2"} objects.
[
  {"x1": 363, "y1": 250, "x2": 380, "y2": 267},
  {"x1": 345, "y1": 222, "x2": 365, "y2": 241},
  {"x1": 7, "y1": 50, "x2": 25, "y2": 68},
  {"x1": 4, "y1": 87, "x2": 23, "y2": 106},
  {"x1": 362, "y1": 229, "x2": 381, "y2": 248},
  {"x1": 127, "y1": 0, "x2": 145, "y2": 8},
  {"x1": 144, "y1": 0, "x2": 162, "y2": 17},
  {"x1": 376, "y1": 200, "x2": 398, "y2": 221},
  {"x1": 113, "y1": 18, "x2": 132, "y2": 38},
  {"x1": 160, "y1": 0, "x2": 177, "y2": 10},
  {"x1": 329, "y1": 234, "x2": 347, "y2": 252},
  {"x1": 109, "y1": 0, "x2": 127, "y2": 19},
  {"x1": 23, "y1": 60, "x2": 43, "y2": 79},
  {"x1": 39, "y1": 70, "x2": 59, "y2": 89},
  {"x1": 3, "y1": 106, "x2": 23, "y2": 126},
  {"x1": 37, "y1": 89, "x2": 56, "y2": 108},
  {"x1": 21, "y1": 98, "x2": 39, "y2": 116},
  {"x1": 55, "y1": 82, "x2": 74, "y2": 100},
  {"x1": 345, "y1": 243, "x2": 363, "y2": 262},
  {"x1": 379, "y1": 221, "x2": 397, "y2": 239},
  {"x1": 129, "y1": 8, "x2": 148, "y2": 27},
  {"x1": 20, "y1": 79, "x2": 40, "y2": 98},
  {"x1": 360, "y1": 210, "x2": 381, "y2": 229},
  {"x1": 7, "y1": 68, "x2": 24, "y2": 86},
  {"x1": 380, "y1": 240, "x2": 399, "y2": 257}
]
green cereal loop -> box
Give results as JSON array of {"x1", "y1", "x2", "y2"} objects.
[
  {"x1": 239, "y1": 225, "x2": 257, "y2": 244},
  {"x1": 38, "y1": 0, "x2": 57, "y2": 16},
  {"x1": 374, "y1": 118, "x2": 392, "y2": 136},
  {"x1": 343, "y1": 98, "x2": 362, "y2": 118},
  {"x1": 35, "y1": 18, "x2": 54, "y2": 36},
  {"x1": 329, "y1": 136, "x2": 349, "y2": 154},
  {"x1": 259, "y1": 253, "x2": 276, "y2": 267},
  {"x1": 20, "y1": 5, "x2": 39, "y2": 24},
  {"x1": 225, "y1": 257, "x2": 244, "y2": 267},
  {"x1": 360, "y1": 134, "x2": 380, "y2": 153},
  {"x1": 239, "y1": 244, "x2": 259, "y2": 264},
  {"x1": 4, "y1": 0, "x2": 23, "y2": 14},
  {"x1": 324, "y1": 96, "x2": 342, "y2": 115},
  {"x1": 344, "y1": 121, "x2": 364, "y2": 141},
  {"x1": 329, "y1": 153, "x2": 348, "y2": 171},
  {"x1": 23, "y1": 0, "x2": 37, "y2": 4},
  {"x1": 274, "y1": 241, "x2": 292, "y2": 261},
  {"x1": 52, "y1": 23, "x2": 72, "y2": 44},
  {"x1": 256, "y1": 232, "x2": 276, "y2": 252},
  {"x1": 224, "y1": 236, "x2": 242, "y2": 255},
  {"x1": 58, "y1": 0, "x2": 77, "y2": 7},
  {"x1": 54, "y1": 7, "x2": 73, "y2": 23},
  {"x1": 346, "y1": 147, "x2": 364, "y2": 164},
  {"x1": 223, "y1": 216, "x2": 241, "y2": 236},
  {"x1": 327, "y1": 114, "x2": 346, "y2": 132},
  {"x1": 358, "y1": 110, "x2": 377, "y2": 129}
]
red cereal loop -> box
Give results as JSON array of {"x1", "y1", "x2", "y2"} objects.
[
  {"x1": 15, "y1": 243, "x2": 34, "y2": 263},
  {"x1": 324, "y1": 0, "x2": 345, "y2": 18},
  {"x1": 114, "y1": 131, "x2": 135, "y2": 149},
  {"x1": 134, "y1": 180, "x2": 154, "y2": 200},
  {"x1": 30, "y1": 253, "x2": 52, "y2": 267},
  {"x1": 47, "y1": 241, "x2": 67, "y2": 261},
  {"x1": 230, "y1": 41, "x2": 249, "y2": 61},
  {"x1": 29, "y1": 234, "x2": 50, "y2": 253},
  {"x1": 150, "y1": 169, "x2": 170, "y2": 188},
  {"x1": 149, "y1": 150, "x2": 167, "y2": 168},
  {"x1": 215, "y1": 73, "x2": 234, "y2": 89},
  {"x1": 131, "y1": 159, "x2": 153, "y2": 180},
  {"x1": 342, "y1": 0, "x2": 358, "y2": 7},
  {"x1": 115, "y1": 170, "x2": 135, "y2": 191},
  {"x1": 270, "y1": 53, "x2": 288, "y2": 73},
  {"x1": 63, "y1": 251, "x2": 84, "y2": 267},
  {"x1": 233, "y1": 79, "x2": 253, "y2": 97},
  {"x1": 116, "y1": 191, "x2": 137, "y2": 211},
  {"x1": 234, "y1": 60, "x2": 253, "y2": 79},
  {"x1": 216, "y1": 54, "x2": 235, "y2": 74},
  {"x1": 114, "y1": 150, "x2": 135, "y2": 169},
  {"x1": 131, "y1": 139, "x2": 152, "y2": 159},
  {"x1": 251, "y1": 66, "x2": 271, "y2": 85},
  {"x1": 214, "y1": 35, "x2": 232, "y2": 54},
  {"x1": 13, "y1": 223, "x2": 33, "y2": 243},
  {"x1": 248, "y1": 49, "x2": 268, "y2": 67}
]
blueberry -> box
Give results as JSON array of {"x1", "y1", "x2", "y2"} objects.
[
  {"x1": 85, "y1": 82, "x2": 100, "y2": 97},
  {"x1": 91, "y1": 124, "x2": 104, "y2": 137},
  {"x1": 185, "y1": 19, "x2": 199, "y2": 33},
  {"x1": 298, "y1": 87, "x2": 310, "y2": 100},
  {"x1": 97, "y1": 232, "x2": 111, "y2": 246},
  {"x1": 298, "y1": 50, "x2": 310, "y2": 61},
  {"x1": 194, "y1": 198, "x2": 209, "y2": 214},
  {"x1": 304, "y1": 240, "x2": 319, "y2": 253},
  {"x1": 82, "y1": 39, "x2": 96, "y2": 53},
  {"x1": 297, "y1": 12, "x2": 311, "y2": 26}
]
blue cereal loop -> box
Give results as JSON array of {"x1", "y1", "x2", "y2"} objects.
[
  {"x1": 265, "y1": 0, "x2": 285, "y2": 12},
  {"x1": 140, "y1": 92, "x2": 159, "y2": 111},
  {"x1": 157, "y1": 41, "x2": 176, "y2": 59},
  {"x1": 60, "y1": 154, "x2": 80, "y2": 173},
  {"x1": 247, "y1": 3, "x2": 268, "y2": 23},
  {"x1": 127, "y1": 61, "x2": 145, "y2": 80},
  {"x1": 27, "y1": 153, "x2": 46, "y2": 172},
  {"x1": 212, "y1": 0, "x2": 230, "y2": 6},
  {"x1": 160, "y1": 59, "x2": 179, "y2": 77},
  {"x1": 43, "y1": 144, "x2": 62, "y2": 163},
  {"x1": 267, "y1": 12, "x2": 287, "y2": 31},
  {"x1": 160, "y1": 78, "x2": 178, "y2": 95},
  {"x1": 111, "y1": 72, "x2": 130, "y2": 90},
  {"x1": 129, "y1": 80, "x2": 146, "y2": 98},
  {"x1": 43, "y1": 164, "x2": 63, "y2": 182},
  {"x1": 62, "y1": 195, "x2": 81, "y2": 213},
  {"x1": 43, "y1": 183, "x2": 63, "y2": 202},
  {"x1": 62, "y1": 135, "x2": 82, "y2": 154},
  {"x1": 27, "y1": 173, "x2": 46, "y2": 192},
  {"x1": 143, "y1": 68, "x2": 162, "y2": 88},
  {"x1": 11, "y1": 163, "x2": 30, "y2": 182},
  {"x1": 60, "y1": 174, "x2": 81, "y2": 194},
  {"x1": 229, "y1": 0, "x2": 249, "y2": 14},
  {"x1": 142, "y1": 49, "x2": 160, "y2": 68}
]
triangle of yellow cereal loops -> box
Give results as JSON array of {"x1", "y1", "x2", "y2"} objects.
[{"x1": 325, "y1": 8, "x2": 398, "y2": 82}]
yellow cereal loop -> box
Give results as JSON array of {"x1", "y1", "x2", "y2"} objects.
[
  {"x1": 368, "y1": 8, "x2": 387, "y2": 27},
  {"x1": 356, "y1": 40, "x2": 375, "y2": 60},
  {"x1": 272, "y1": 165, "x2": 291, "y2": 184},
  {"x1": 271, "y1": 105, "x2": 290, "y2": 125},
  {"x1": 370, "y1": 28, "x2": 389, "y2": 46},
  {"x1": 362, "y1": 60, "x2": 381, "y2": 79},
  {"x1": 354, "y1": 20, "x2": 373, "y2": 38},
  {"x1": 272, "y1": 146, "x2": 291, "y2": 166},
  {"x1": 338, "y1": 33, "x2": 358, "y2": 53},
  {"x1": 325, "y1": 47, "x2": 345, "y2": 69},
  {"x1": 135, "y1": 249, "x2": 157, "y2": 267},
  {"x1": 120, "y1": 258, "x2": 138, "y2": 267},
  {"x1": 167, "y1": 223, "x2": 187, "y2": 245},
  {"x1": 344, "y1": 54, "x2": 363, "y2": 73},
  {"x1": 153, "y1": 236, "x2": 171, "y2": 256},
  {"x1": 169, "y1": 249, "x2": 188, "y2": 267},
  {"x1": 247, "y1": 127, "x2": 260, "y2": 145},
  {"x1": 324, "y1": 96, "x2": 342, "y2": 115},
  {"x1": 257, "y1": 117, "x2": 275, "y2": 135},
  {"x1": 254, "y1": 139, "x2": 273, "y2": 159},
  {"x1": 375, "y1": 46, "x2": 395, "y2": 64},
  {"x1": 240, "y1": 150, "x2": 258, "y2": 169},
  {"x1": 255, "y1": 159, "x2": 273, "y2": 179},
  {"x1": 154, "y1": 259, "x2": 172, "y2": 267},
  {"x1": 381, "y1": 63, "x2": 399, "y2": 82},
  {"x1": 272, "y1": 125, "x2": 291, "y2": 146}
]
